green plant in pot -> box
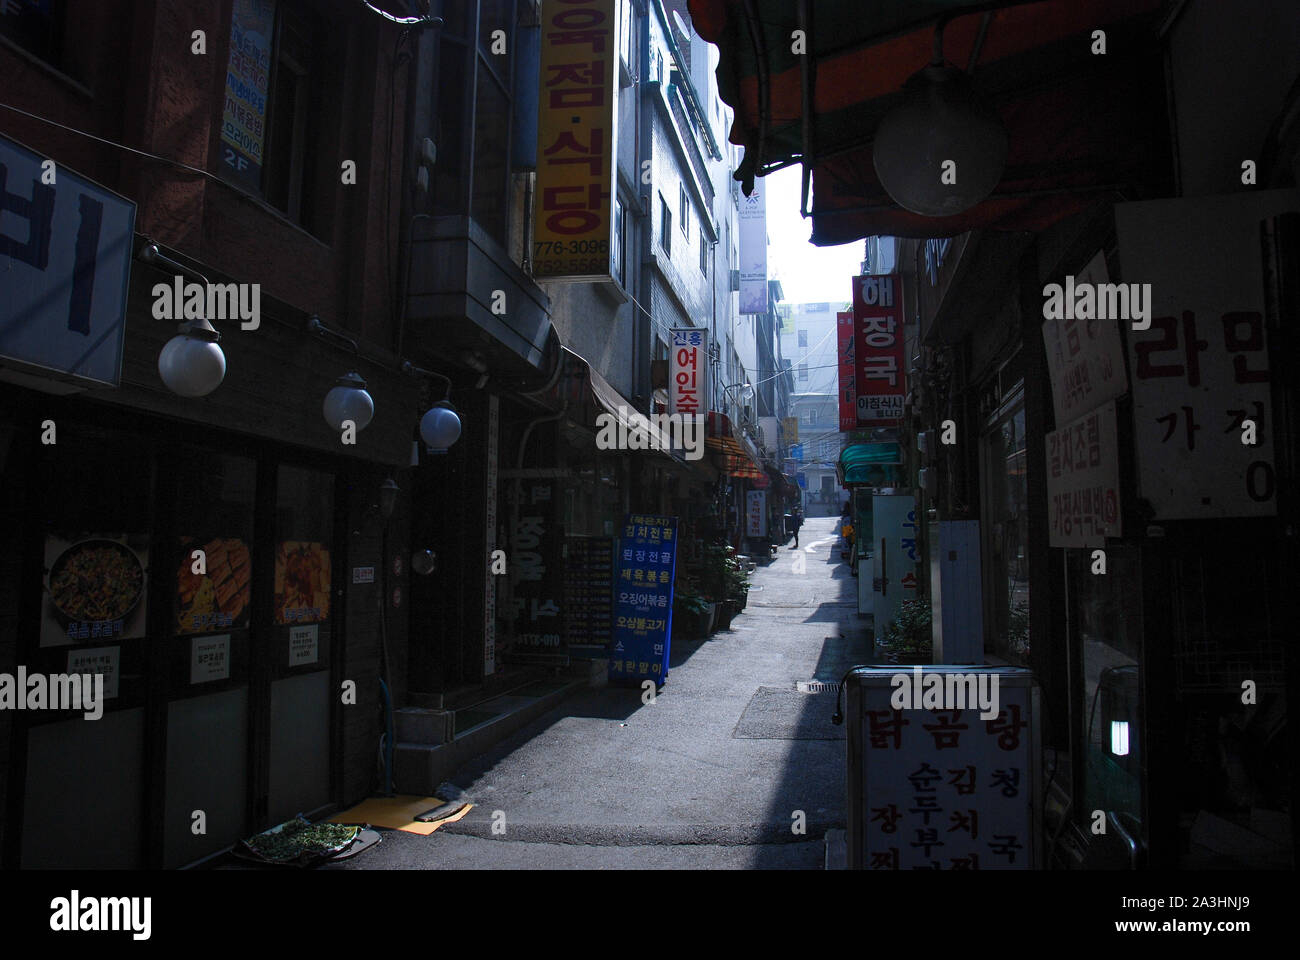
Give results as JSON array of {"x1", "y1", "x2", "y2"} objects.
[{"x1": 876, "y1": 598, "x2": 933, "y2": 664}]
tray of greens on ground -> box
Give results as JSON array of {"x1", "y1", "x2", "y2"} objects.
[{"x1": 237, "y1": 816, "x2": 361, "y2": 865}]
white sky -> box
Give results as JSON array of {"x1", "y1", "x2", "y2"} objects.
[{"x1": 763, "y1": 165, "x2": 867, "y2": 306}]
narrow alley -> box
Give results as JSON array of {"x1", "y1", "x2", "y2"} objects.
[{"x1": 327, "y1": 517, "x2": 869, "y2": 869}]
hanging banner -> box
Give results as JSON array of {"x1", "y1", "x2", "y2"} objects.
[
  {"x1": 1041, "y1": 250, "x2": 1128, "y2": 423},
  {"x1": 738, "y1": 183, "x2": 767, "y2": 313},
  {"x1": 1116, "y1": 191, "x2": 1293, "y2": 519},
  {"x1": 853, "y1": 274, "x2": 905, "y2": 424},
  {"x1": 1045, "y1": 400, "x2": 1122, "y2": 548},
  {"x1": 0, "y1": 133, "x2": 136, "y2": 388},
  {"x1": 219, "y1": 0, "x2": 277, "y2": 193},
  {"x1": 669, "y1": 327, "x2": 707, "y2": 417},
  {"x1": 610, "y1": 514, "x2": 678, "y2": 683},
  {"x1": 782, "y1": 416, "x2": 799, "y2": 444},
  {"x1": 746, "y1": 490, "x2": 768, "y2": 537},
  {"x1": 532, "y1": 0, "x2": 618, "y2": 281},
  {"x1": 509, "y1": 480, "x2": 564, "y2": 649},
  {"x1": 838, "y1": 310, "x2": 857, "y2": 431}
]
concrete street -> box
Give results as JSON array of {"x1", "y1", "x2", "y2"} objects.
[{"x1": 326, "y1": 516, "x2": 871, "y2": 869}]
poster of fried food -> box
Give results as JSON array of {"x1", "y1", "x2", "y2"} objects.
[
  {"x1": 274, "y1": 541, "x2": 331, "y2": 625},
  {"x1": 41, "y1": 533, "x2": 150, "y2": 648},
  {"x1": 176, "y1": 537, "x2": 252, "y2": 635}
]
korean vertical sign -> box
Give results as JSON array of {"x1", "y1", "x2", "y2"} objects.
[
  {"x1": 853, "y1": 274, "x2": 905, "y2": 425},
  {"x1": 669, "y1": 328, "x2": 707, "y2": 417},
  {"x1": 738, "y1": 184, "x2": 767, "y2": 314},
  {"x1": 533, "y1": 0, "x2": 618, "y2": 281},
  {"x1": 509, "y1": 479, "x2": 564, "y2": 650},
  {"x1": 610, "y1": 515, "x2": 678, "y2": 684},
  {"x1": 838, "y1": 310, "x2": 857, "y2": 431},
  {"x1": 220, "y1": 0, "x2": 277, "y2": 193},
  {"x1": 1116, "y1": 191, "x2": 1294, "y2": 518}
]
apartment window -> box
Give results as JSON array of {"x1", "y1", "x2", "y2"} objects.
[
  {"x1": 432, "y1": 0, "x2": 519, "y2": 250},
  {"x1": 619, "y1": 0, "x2": 633, "y2": 70},
  {"x1": 217, "y1": 0, "x2": 334, "y2": 232},
  {"x1": 660, "y1": 194, "x2": 671, "y2": 256},
  {"x1": 798, "y1": 363, "x2": 808, "y2": 382},
  {"x1": 0, "y1": 0, "x2": 81, "y2": 78},
  {"x1": 613, "y1": 196, "x2": 626, "y2": 287},
  {"x1": 805, "y1": 409, "x2": 815, "y2": 425},
  {"x1": 797, "y1": 329, "x2": 808, "y2": 347},
  {"x1": 679, "y1": 184, "x2": 688, "y2": 237},
  {"x1": 699, "y1": 234, "x2": 708, "y2": 275}
]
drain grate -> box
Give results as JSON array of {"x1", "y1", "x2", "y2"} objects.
[{"x1": 796, "y1": 680, "x2": 840, "y2": 694}]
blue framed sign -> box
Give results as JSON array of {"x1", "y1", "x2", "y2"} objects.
[
  {"x1": 1, "y1": 133, "x2": 136, "y2": 388},
  {"x1": 609, "y1": 514, "x2": 677, "y2": 684}
]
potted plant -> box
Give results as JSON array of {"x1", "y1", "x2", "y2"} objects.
[{"x1": 876, "y1": 598, "x2": 933, "y2": 664}]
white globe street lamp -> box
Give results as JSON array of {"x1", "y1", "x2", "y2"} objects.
[
  {"x1": 158, "y1": 320, "x2": 226, "y2": 397},
  {"x1": 419, "y1": 400, "x2": 462, "y2": 453},
  {"x1": 323, "y1": 371, "x2": 375, "y2": 432},
  {"x1": 872, "y1": 63, "x2": 1007, "y2": 218}
]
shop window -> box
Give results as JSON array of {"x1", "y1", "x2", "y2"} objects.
[
  {"x1": 1066, "y1": 545, "x2": 1143, "y2": 846},
  {"x1": 980, "y1": 384, "x2": 1029, "y2": 663}
]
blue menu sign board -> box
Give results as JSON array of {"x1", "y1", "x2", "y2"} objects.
[{"x1": 609, "y1": 514, "x2": 677, "y2": 685}]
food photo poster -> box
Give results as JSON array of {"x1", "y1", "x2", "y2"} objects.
[{"x1": 41, "y1": 533, "x2": 150, "y2": 647}]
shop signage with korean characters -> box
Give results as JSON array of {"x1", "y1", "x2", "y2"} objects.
[
  {"x1": 1, "y1": 133, "x2": 136, "y2": 388},
  {"x1": 509, "y1": 480, "x2": 564, "y2": 649},
  {"x1": 352, "y1": 566, "x2": 376, "y2": 584},
  {"x1": 738, "y1": 183, "x2": 767, "y2": 314},
  {"x1": 219, "y1": 0, "x2": 277, "y2": 193},
  {"x1": 190, "y1": 635, "x2": 231, "y2": 684},
  {"x1": 1042, "y1": 250, "x2": 1128, "y2": 423},
  {"x1": 853, "y1": 274, "x2": 906, "y2": 424},
  {"x1": 1045, "y1": 400, "x2": 1122, "y2": 548},
  {"x1": 838, "y1": 310, "x2": 857, "y2": 431},
  {"x1": 1116, "y1": 191, "x2": 1294, "y2": 519},
  {"x1": 532, "y1": 0, "x2": 618, "y2": 281},
  {"x1": 849, "y1": 666, "x2": 1040, "y2": 870},
  {"x1": 746, "y1": 490, "x2": 768, "y2": 537},
  {"x1": 288, "y1": 624, "x2": 318, "y2": 666},
  {"x1": 870, "y1": 495, "x2": 918, "y2": 631},
  {"x1": 669, "y1": 328, "x2": 707, "y2": 419},
  {"x1": 67, "y1": 646, "x2": 120, "y2": 700},
  {"x1": 610, "y1": 514, "x2": 678, "y2": 683}
]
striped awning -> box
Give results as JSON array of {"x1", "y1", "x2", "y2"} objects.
[
  {"x1": 706, "y1": 435, "x2": 764, "y2": 479},
  {"x1": 688, "y1": 0, "x2": 1165, "y2": 242}
]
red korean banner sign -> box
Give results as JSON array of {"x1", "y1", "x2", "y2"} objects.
[
  {"x1": 838, "y1": 310, "x2": 856, "y2": 431},
  {"x1": 533, "y1": 0, "x2": 618, "y2": 281},
  {"x1": 669, "y1": 328, "x2": 707, "y2": 417},
  {"x1": 853, "y1": 274, "x2": 905, "y2": 424}
]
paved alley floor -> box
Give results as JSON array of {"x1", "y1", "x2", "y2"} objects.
[{"x1": 326, "y1": 516, "x2": 872, "y2": 869}]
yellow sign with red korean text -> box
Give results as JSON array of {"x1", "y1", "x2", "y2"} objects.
[{"x1": 533, "y1": 0, "x2": 618, "y2": 281}]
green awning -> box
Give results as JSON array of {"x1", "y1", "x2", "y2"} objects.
[{"x1": 838, "y1": 442, "x2": 903, "y2": 486}]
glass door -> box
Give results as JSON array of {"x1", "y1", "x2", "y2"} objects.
[
  {"x1": 266, "y1": 463, "x2": 335, "y2": 824},
  {"x1": 162, "y1": 448, "x2": 257, "y2": 867}
]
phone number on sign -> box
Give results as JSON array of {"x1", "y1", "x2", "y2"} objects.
[{"x1": 534, "y1": 258, "x2": 609, "y2": 275}]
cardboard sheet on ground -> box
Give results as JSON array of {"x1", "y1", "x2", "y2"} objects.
[{"x1": 328, "y1": 796, "x2": 473, "y2": 835}]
